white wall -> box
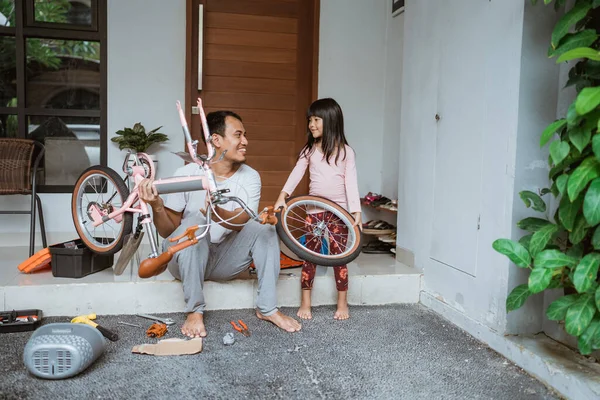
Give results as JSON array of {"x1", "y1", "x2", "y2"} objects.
[
  {"x1": 398, "y1": 0, "x2": 534, "y2": 333},
  {"x1": 318, "y1": 0, "x2": 387, "y2": 197},
  {"x1": 507, "y1": 2, "x2": 561, "y2": 334},
  {"x1": 0, "y1": 0, "x2": 186, "y2": 244},
  {"x1": 382, "y1": 12, "x2": 404, "y2": 200}
]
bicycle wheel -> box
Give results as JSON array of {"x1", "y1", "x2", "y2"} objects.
[
  {"x1": 72, "y1": 166, "x2": 133, "y2": 255},
  {"x1": 276, "y1": 195, "x2": 362, "y2": 266}
]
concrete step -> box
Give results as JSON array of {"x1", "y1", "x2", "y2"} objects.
[{"x1": 1, "y1": 248, "x2": 421, "y2": 317}]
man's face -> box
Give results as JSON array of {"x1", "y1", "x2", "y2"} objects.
[{"x1": 214, "y1": 116, "x2": 247, "y2": 163}]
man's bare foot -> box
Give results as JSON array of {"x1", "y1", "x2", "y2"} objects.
[
  {"x1": 181, "y1": 312, "x2": 207, "y2": 338},
  {"x1": 334, "y1": 291, "x2": 349, "y2": 320},
  {"x1": 297, "y1": 289, "x2": 312, "y2": 319},
  {"x1": 256, "y1": 310, "x2": 301, "y2": 332}
]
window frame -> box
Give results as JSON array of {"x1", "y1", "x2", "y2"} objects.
[{"x1": 0, "y1": 0, "x2": 107, "y2": 193}]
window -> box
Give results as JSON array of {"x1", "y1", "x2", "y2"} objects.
[{"x1": 0, "y1": 0, "x2": 106, "y2": 192}]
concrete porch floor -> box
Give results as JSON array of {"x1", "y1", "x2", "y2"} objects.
[
  {"x1": 0, "y1": 305, "x2": 558, "y2": 400},
  {"x1": 0, "y1": 245, "x2": 421, "y2": 317}
]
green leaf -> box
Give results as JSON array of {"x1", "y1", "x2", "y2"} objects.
[
  {"x1": 569, "y1": 127, "x2": 592, "y2": 153},
  {"x1": 534, "y1": 249, "x2": 579, "y2": 269},
  {"x1": 544, "y1": 0, "x2": 552, "y2": 4},
  {"x1": 596, "y1": 285, "x2": 600, "y2": 311},
  {"x1": 557, "y1": 174, "x2": 569, "y2": 196},
  {"x1": 576, "y1": 87, "x2": 600, "y2": 115},
  {"x1": 519, "y1": 191, "x2": 547, "y2": 212},
  {"x1": 568, "y1": 243, "x2": 585, "y2": 259},
  {"x1": 559, "y1": 194, "x2": 584, "y2": 231},
  {"x1": 567, "y1": 102, "x2": 581, "y2": 127},
  {"x1": 519, "y1": 234, "x2": 533, "y2": 251},
  {"x1": 506, "y1": 284, "x2": 531, "y2": 312},
  {"x1": 540, "y1": 188, "x2": 552, "y2": 196},
  {"x1": 550, "y1": 141, "x2": 571, "y2": 165},
  {"x1": 547, "y1": 294, "x2": 580, "y2": 320},
  {"x1": 591, "y1": 226, "x2": 600, "y2": 250},
  {"x1": 530, "y1": 224, "x2": 560, "y2": 256},
  {"x1": 557, "y1": 47, "x2": 600, "y2": 63},
  {"x1": 595, "y1": 0, "x2": 600, "y2": 8},
  {"x1": 568, "y1": 156, "x2": 600, "y2": 201},
  {"x1": 529, "y1": 267, "x2": 554, "y2": 293},
  {"x1": 492, "y1": 239, "x2": 531, "y2": 268},
  {"x1": 592, "y1": 135, "x2": 600, "y2": 161},
  {"x1": 573, "y1": 253, "x2": 600, "y2": 293},
  {"x1": 540, "y1": 119, "x2": 567, "y2": 147},
  {"x1": 517, "y1": 217, "x2": 552, "y2": 232},
  {"x1": 565, "y1": 293, "x2": 596, "y2": 336},
  {"x1": 552, "y1": 3, "x2": 593, "y2": 48},
  {"x1": 584, "y1": 178, "x2": 600, "y2": 225},
  {"x1": 578, "y1": 315, "x2": 600, "y2": 354},
  {"x1": 551, "y1": 30, "x2": 599, "y2": 57},
  {"x1": 570, "y1": 214, "x2": 590, "y2": 244}
]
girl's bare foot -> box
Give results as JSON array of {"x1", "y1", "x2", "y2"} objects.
[
  {"x1": 256, "y1": 310, "x2": 301, "y2": 332},
  {"x1": 297, "y1": 289, "x2": 313, "y2": 319},
  {"x1": 297, "y1": 306, "x2": 312, "y2": 320},
  {"x1": 334, "y1": 291, "x2": 349, "y2": 320},
  {"x1": 181, "y1": 312, "x2": 207, "y2": 338}
]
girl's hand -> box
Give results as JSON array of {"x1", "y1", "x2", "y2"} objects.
[
  {"x1": 138, "y1": 178, "x2": 162, "y2": 208},
  {"x1": 352, "y1": 212, "x2": 362, "y2": 231},
  {"x1": 274, "y1": 192, "x2": 288, "y2": 211},
  {"x1": 274, "y1": 198, "x2": 287, "y2": 211}
]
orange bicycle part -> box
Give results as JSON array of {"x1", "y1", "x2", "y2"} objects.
[{"x1": 138, "y1": 225, "x2": 200, "y2": 278}]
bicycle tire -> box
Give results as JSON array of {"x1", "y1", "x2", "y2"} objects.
[
  {"x1": 72, "y1": 166, "x2": 133, "y2": 255},
  {"x1": 275, "y1": 195, "x2": 362, "y2": 266}
]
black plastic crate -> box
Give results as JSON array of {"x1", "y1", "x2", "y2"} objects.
[
  {"x1": 0, "y1": 309, "x2": 43, "y2": 333},
  {"x1": 49, "y1": 239, "x2": 114, "y2": 278}
]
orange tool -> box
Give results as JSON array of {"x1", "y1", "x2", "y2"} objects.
[{"x1": 230, "y1": 320, "x2": 251, "y2": 337}]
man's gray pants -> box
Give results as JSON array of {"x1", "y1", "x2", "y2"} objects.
[{"x1": 163, "y1": 214, "x2": 280, "y2": 316}]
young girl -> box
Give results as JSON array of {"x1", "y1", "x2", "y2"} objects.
[{"x1": 274, "y1": 98, "x2": 361, "y2": 320}]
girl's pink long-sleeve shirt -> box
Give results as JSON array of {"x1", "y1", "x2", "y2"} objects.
[{"x1": 282, "y1": 145, "x2": 361, "y2": 213}]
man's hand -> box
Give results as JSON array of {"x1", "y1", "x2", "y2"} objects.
[
  {"x1": 352, "y1": 212, "x2": 362, "y2": 231},
  {"x1": 138, "y1": 178, "x2": 163, "y2": 209},
  {"x1": 199, "y1": 194, "x2": 210, "y2": 216}
]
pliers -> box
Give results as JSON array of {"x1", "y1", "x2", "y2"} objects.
[{"x1": 230, "y1": 319, "x2": 251, "y2": 337}]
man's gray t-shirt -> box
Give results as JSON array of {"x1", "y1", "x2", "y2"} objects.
[{"x1": 164, "y1": 163, "x2": 261, "y2": 244}]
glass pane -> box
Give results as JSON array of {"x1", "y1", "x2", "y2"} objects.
[
  {"x1": 28, "y1": 115, "x2": 100, "y2": 186},
  {"x1": 0, "y1": 114, "x2": 17, "y2": 137},
  {"x1": 0, "y1": 0, "x2": 15, "y2": 27},
  {"x1": 33, "y1": 0, "x2": 94, "y2": 27},
  {"x1": 0, "y1": 36, "x2": 16, "y2": 107},
  {"x1": 26, "y1": 38, "x2": 100, "y2": 109}
]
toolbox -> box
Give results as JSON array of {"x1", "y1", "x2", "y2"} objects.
[
  {"x1": 49, "y1": 239, "x2": 114, "y2": 278},
  {"x1": 0, "y1": 309, "x2": 43, "y2": 333}
]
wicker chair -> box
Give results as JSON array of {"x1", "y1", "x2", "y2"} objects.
[{"x1": 0, "y1": 139, "x2": 47, "y2": 256}]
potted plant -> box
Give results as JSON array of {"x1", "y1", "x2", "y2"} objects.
[
  {"x1": 494, "y1": 0, "x2": 600, "y2": 355},
  {"x1": 111, "y1": 123, "x2": 169, "y2": 168}
]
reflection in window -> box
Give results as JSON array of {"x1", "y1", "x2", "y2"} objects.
[
  {"x1": 0, "y1": 114, "x2": 17, "y2": 138},
  {"x1": 34, "y1": 0, "x2": 93, "y2": 27},
  {"x1": 28, "y1": 115, "x2": 100, "y2": 185},
  {"x1": 0, "y1": 0, "x2": 14, "y2": 27},
  {"x1": 0, "y1": 36, "x2": 16, "y2": 107},
  {"x1": 26, "y1": 38, "x2": 100, "y2": 109}
]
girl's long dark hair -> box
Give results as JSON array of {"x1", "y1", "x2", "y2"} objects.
[{"x1": 299, "y1": 98, "x2": 348, "y2": 165}]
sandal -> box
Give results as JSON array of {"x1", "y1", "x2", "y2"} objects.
[
  {"x1": 363, "y1": 221, "x2": 396, "y2": 235},
  {"x1": 362, "y1": 241, "x2": 393, "y2": 254}
]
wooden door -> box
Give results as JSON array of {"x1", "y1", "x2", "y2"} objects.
[{"x1": 185, "y1": 0, "x2": 319, "y2": 210}]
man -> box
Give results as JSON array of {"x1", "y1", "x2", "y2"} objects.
[{"x1": 138, "y1": 110, "x2": 301, "y2": 337}]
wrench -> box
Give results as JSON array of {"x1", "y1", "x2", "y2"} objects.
[{"x1": 136, "y1": 313, "x2": 176, "y2": 326}]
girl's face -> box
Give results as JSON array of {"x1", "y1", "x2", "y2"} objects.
[{"x1": 308, "y1": 116, "x2": 323, "y2": 140}]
